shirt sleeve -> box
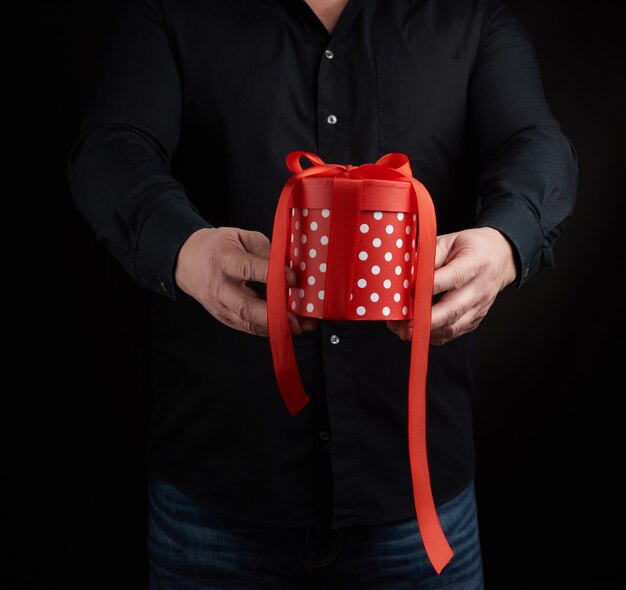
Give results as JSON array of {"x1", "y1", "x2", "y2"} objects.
[
  {"x1": 469, "y1": 0, "x2": 578, "y2": 286},
  {"x1": 67, "y1": 0, "x2": 212, "y2": 299}
]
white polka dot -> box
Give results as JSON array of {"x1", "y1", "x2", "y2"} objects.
[
  {"x1": 302, "y1": 208, "x2": 309, "y2": 217},
  {"x1": 309, "y1": 248, "x2": 317, "y2": 258},
  {"x1": 411, "y1": 265, "x2": 415, "y2": 275},
  {"x1": 359, "y1": 251, "x2": 368, "y2": 261},
  {"x1": 292, "y1": 301, "x2": 297, "y2": 310},
  {"x1": 308, "y1": 276, "x2": 316, "y2": 285},
  {"x1": 288, "y1": 288, "x2": 292, "y2": 296},
  {"x1": 374, "y1": 211, "x2": 383, "y2": 220},
  {"x1": 403, "y1": 279, "x2": 410, "y2": 289},
  {"x1": 356, "y1": 306, "x2": 366, "y2": 316},
  {"x1": 370, "y1": 292, "x2": 380, "y2": 302},
  {"x1": 357, "y1": 278, "x2": 367, "y2": 288},
  {"x1": 298, "y1": 289, "x2": 305, "y2": 298},
  {"x1": 396, "y1": 238, "x2": 403, "y2": 248},
  {"x1": 384, "y1": 252, "x2": 393, "y2": 262},
  {"x1": 371, "y1": 265, "x2": 381, "y2": 275},
  {"x1": 300, "y1": 261, "x2": 306, "y2": 271},
  {"x1": 404, "y1": 252, "x2": 411, "y2": 262},
  {"x1": 320, "y1": 235, "x2": 329, "y2": 245},
  {"x1": 295, "y1": 220, "x2": 300, "y2": 230},
  {"x1": 294, "y1": 247, "x2": 299, "y2": 256},
  {"x1": 385, "y1": 224, "x2": 394, "y2": 234},
  {"x1": 291, "y1": 234, "x2": 294, "y2": 243},
  {"x1": 322, "y1": 208, "x2": 330, "y2": 218},
  {"x1": 289, "y1": 260, "x2": 293, "y2": 269},
  {"x1": 372, "y1": 237, "x2": 382, "y2": 248},
  {"x1": 405, "y1": 225, "x2": 411, "y2": 235},
  {"x1": 319, "y1": 263, "x2": 327, "y2": 272},
  {"x1": 413, "y1": 214, "x2": 417, "y2": 221},
  {"x1": 412, "y1": 239, "x2": 416, "y2": 248},
  {"x1": 360, "y1": 223, "x2": 369, "y2": 234},
  {"x1": 395, "y1": 265, "x2": 402, "y2": 275},
  {"x1": 318, "y1": 290, "x2": 325, "y2": 300},
  {"x1": 301, "y1": 234, "x2": 307, "y2": 244},
  {"x1": 306, "y1": 303, "x2": 314, "y2": 312},
  {"x1": 383, "y1": 279, "x2": 392, "y2": 289},
  {"x1": 350, "y1": 293, "x2": 354, "y2": 301},
  {"x1": 382, "y1": 306, "x2": 391, "y2": 316},
  {"x1": 402, "y1": 306, "x2": 409, "y2": 316},
  {"x1": 291, "y1": 209, "x2": 295, "y2": 217},
  {"x1": 394, "y1": 293, "x2": 401, "y2": 302},
  {"x1": 310, "y1": 221, "x2": 318, "y2": 231},
  {"x1": 397, "y1": 212, "x2": 404, "y2": 221}
]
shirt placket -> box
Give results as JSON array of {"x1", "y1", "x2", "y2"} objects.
[{"x1": 316, "y1": 34, "x2": 349, "y2": 162}]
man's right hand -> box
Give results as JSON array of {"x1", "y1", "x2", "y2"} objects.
[{"x1": 174, "y1": 227, "x2": 317, "y2": 336}]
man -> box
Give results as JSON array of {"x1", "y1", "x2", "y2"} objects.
[{"x1": 68, "y1": 0, "x2": 577, "y2": 587}]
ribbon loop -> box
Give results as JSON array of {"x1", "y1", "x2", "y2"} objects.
[{"x1": 286, "y1": 151, "x2": 326, "y2": 174}]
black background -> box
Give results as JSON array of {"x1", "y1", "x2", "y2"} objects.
[{"x1": 19, "y1": 0, "x2": 624, "y2": 587}]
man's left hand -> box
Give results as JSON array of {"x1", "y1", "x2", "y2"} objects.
[{"x1": 387, "y1": 227, "x2": 517, "y2": 344}]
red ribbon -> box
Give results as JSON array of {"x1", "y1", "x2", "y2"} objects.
[{"x1": 267, "y1": 152, "x2": 454, "y2": 574}]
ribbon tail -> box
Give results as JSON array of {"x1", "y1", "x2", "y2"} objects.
[
  {"x1": 407, "y1": 178, "x2": 454, "y2": 574},
  {"x1": 267, "y1": 176, "x2": 310, "y2": 415}
]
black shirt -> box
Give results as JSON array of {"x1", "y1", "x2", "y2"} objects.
[{"x1": 68, "y1": 0, "x2": 577, "y2": 528}]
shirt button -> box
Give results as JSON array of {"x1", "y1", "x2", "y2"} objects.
[
  {"x1": 324, "y1": 49, "x2": 334, "y2": 60},
  {"x1": 327, "y1": 114, "x2": 338, "y2": 125},
  {"x1": 320, "y1": 431, "x2": 330, "y2": 441},
  {"x1": 330, "y1": 334, "x2": 340, "y2": 345}
]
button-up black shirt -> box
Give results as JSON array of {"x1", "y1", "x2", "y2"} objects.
[{"x1": 68, "y1": 0, "x2": 577, "y2": 528}]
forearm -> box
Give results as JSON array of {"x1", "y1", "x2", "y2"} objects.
[
  {"x1": 469, "y1": 0, "x2": 578, "y2": 286},
  {"x1": 68, "y1": 125, "x2": 211, "y2": 297},
  {"x1": 475, "y1": 124, "x2": 577, "y2": 286}
]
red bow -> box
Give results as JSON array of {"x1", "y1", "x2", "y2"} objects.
[{"x1": 267, "y1": 152, "x2": 453, "y2": 574}]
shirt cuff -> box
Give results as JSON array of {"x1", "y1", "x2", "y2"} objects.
[
  {"x1": 137, "y1": 200, "x2": 213, "y2": 298},
  {"x1": 475, "y1": 198, "x2": 544, "y2": 288}
]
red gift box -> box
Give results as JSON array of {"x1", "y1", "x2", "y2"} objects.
[
  {"x1": 287, "y1": 177, "x2": 418, "y2": 320},
  {"x1": 267, "y1": 152, "x2": 453, "y2": 574}
]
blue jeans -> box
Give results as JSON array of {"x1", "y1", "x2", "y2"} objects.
[{"x1": 147, "y1": 473, "x2": 483, "y2": 589}]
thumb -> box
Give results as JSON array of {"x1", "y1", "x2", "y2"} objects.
[
  {"x1": 238, "y1": 229, "x2": 272, "y2": 259},
  {"x1": 434, "y1": 233, "x2": 456, "y2": 270},
  {"x1": 235, "y1": 228, "x2": 296, "y2": 286}
]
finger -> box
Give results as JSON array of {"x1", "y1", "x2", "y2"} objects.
[
  {"x1": 218, "y1": 279, "x2": 270, "y2": 334},
  {"x1": 219, "y1": 306, "x2": 268, "y2": 336},
  {"x1": 287, "y1": 311, "x2": 303, "y2": 335},
  {"x1": 434, "y1": 233, "x2": 455, "y2": 270},
  {"x1": 240, "y1": 229, "x2": 296, "y2": 287},
  {"x1": 386, "y1": 320, "x2": 413, "y2": 341},
  {"x1": 431, "y1": 305, "x2": 489, "y2": 345},
  {"x1": 208, "y1": 296, "x2": 265, "y2": 336},
  {"x1": 238, "y1": 229, "x2": 272, "y2": 258},
  {"x1": 221, "y1": 250, "x2": 270, "y2": 284},
  {"x1": 430, "y1": 278, "x2": 482, "y2": 331},
  {"x1": 285, "y1": 265, "x2": 297, "y2": 287},
  {"x1": 432, "y1": 256, "x2": 479, "y2": 296},
  {"x1": 285, "y1": 313, "x2": 318, "y2": 335}
]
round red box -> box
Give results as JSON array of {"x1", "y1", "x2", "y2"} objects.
[{"x1": 287, "y1": 177, "x2": 417, "y2": 320}]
